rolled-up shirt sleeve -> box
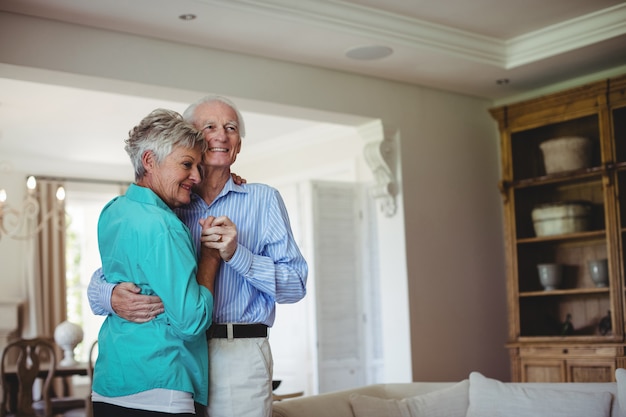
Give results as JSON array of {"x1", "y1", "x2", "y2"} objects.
[{"x1": 87, "y1": 267, "x2": 115, "y2": 315}]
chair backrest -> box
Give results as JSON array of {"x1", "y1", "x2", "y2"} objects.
[
  {"x1": 84, "y1": 340, "x2": 98, "y2": 417},
  {"x1": 1, "y1": 338, "x2": 57, "y2": 417},
  {"x1": 86, "y1": 340, "x2": 98, "y2": 380}
]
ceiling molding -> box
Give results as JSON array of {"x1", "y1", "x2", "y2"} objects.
[
  {"x1": 205, "y1": 0, "x2": 505, "y2": 66},
  {"x1": 506, "y1": 3, "x2": 626, "y2": 68},
  {"x1": 1, "y1": 0, "x2": 624, "y2": 101},
  {"x1": 204, "y1": 0, "x2": 626, "y2": 71}
]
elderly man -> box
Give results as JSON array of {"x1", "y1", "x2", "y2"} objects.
[{"x1": 88, "y1": 96, "x2": 308, "y2": 417}]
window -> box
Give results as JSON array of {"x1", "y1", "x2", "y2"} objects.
[{"x1": 64, "y1": 181, "x2": 126, "y2": 362}]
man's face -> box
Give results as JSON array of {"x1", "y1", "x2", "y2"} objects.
[{"x1": 193, "y1": 101, "x2": 242, "y2": 168}]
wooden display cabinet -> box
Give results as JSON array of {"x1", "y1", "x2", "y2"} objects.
[
  {"x1": 491, "y1": 74, "x2": 626, "y2": 382},
  {"x1": 516, "y1": 344, "x2": 623, "y2": 382}
]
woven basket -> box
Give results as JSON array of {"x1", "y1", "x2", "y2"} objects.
[{"x1": 539, "y1": 136, "x2": 592, "y2": 174}]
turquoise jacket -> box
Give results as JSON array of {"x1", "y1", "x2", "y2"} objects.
[{"x1": 93, "y1": 183, "x2": 213, "y2": 405}]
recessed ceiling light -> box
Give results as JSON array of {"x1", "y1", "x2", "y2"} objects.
[
  {"x1": 179, "y1": 14, "x2": 196, "y2": 21},
  {"x1": 345, "y1": 45, "x2": 393, "y2": 61}
]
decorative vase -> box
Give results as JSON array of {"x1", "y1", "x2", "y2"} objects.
[
  {"x1": 537, "y1": 263, "x2": 563, "y2": 291},
  {"x1": 54, "y1": 320, "x2": 84, "y2": 366},
  {"x1": 588, "y1": 259, "x2": 609, "y2": 287}
]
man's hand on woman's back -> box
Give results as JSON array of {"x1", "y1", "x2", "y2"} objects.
[{"x1": 111, "y1": 282, "x2": 164, "y2": 323}]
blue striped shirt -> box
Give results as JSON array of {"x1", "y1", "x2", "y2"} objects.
[{"x1": 89, "y1": 177, "x2": 307, "y2": 327}]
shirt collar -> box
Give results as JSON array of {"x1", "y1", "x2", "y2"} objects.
[
  {"x1": 190, "y1": 176, "x2": 248, "y2": 208},
  {"x1": 126, "y1": 183, "x2": 171, "y2": 212}
]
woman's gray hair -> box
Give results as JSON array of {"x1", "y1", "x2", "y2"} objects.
[
  {"x1": 182, "y1": 95, "x2": 246, "y2": 138},
  {"x1": 125, "y1": 108, "x2": 207, "y2": 181}
]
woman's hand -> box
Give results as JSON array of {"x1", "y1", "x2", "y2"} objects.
[
  {"x1": 200, "y1": 215, "x2": 238, "y2": 262},
  {"x1": 231, "y1": 172, "x2": 247, "y2": 185}
]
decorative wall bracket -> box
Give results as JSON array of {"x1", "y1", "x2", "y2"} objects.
[{"x1": 359, "y1": 120, "x2": 399, "y2": 217}]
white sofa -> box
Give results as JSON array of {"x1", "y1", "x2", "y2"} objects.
[{"x1": 272, "y1": 371, "x2": 626, "y2": 417}]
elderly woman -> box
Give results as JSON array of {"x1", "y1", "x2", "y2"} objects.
[{"x1": 92, "y1": 109, "x2": 217, "y2": 417}]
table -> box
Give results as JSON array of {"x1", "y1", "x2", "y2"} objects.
[
  {"x1": 2, "y1": 362, "x2": 89, "y2": 411},
  {"x1": 5, "y1": 362, "x2": 89, "y2": 377}
]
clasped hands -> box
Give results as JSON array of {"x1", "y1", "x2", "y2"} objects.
[{"x1": 199, "y1": 215, "x2": 237, "y2": 262}]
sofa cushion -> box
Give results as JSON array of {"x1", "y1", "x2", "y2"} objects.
[
  {"x1": 466, "y1": 371, "x2": 612, "y2": 417},
  {"x1": 349, "y1": 380, "x2": 468, "y2": 417},
  {"x1": 349, "y1": 394, "x2": 411, "y2": 417},
  {"x1": 273, "y1": 384, "x2": 388, "y2": 417},
  {"x1": 273, "y1": 383, "x2": 458, "y2": 417},
  {"x1": 405, "y1": 379, "x2": 468, "y2": 417}
]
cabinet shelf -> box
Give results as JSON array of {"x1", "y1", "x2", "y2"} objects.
[
  {"x1": 520, "y1": 287, "x2": 610, "y2": 297},
  {"x1": 513, "y1": 176, "x2": 605, "y2": 241},
  {"x1": 517, "y1": 230, "x2": 606, "y2": 245},
  {"x1": 613, "y1": 162, "x2": 626, "y2": 171},
  {"x1": 517, "y1": 335, "x2": 617, "y2": 344},
  {"x1": 505, "y1": 167, "x2": 606, "y2": 190},
  {"x1": 491, "y1": 73, "x2": 626, "y2": 382}
]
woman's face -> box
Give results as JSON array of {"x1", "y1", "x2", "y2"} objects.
[{"x1": 149, "y1": 144, "x2": 203, "y2": 208}]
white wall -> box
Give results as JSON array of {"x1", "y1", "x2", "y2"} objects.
[
  {"x1": 403, "y1": 88, "x2": 507, "y2": 380},
  {"x1": 0, "y1": 11, "x2": 510, "y2": 382}
]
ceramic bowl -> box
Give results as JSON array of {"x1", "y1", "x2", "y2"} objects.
[{"x1": 537, "y1": 263, "x2": 563, "y2": 291}]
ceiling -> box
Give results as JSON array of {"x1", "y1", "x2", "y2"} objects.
[
  {"x1": 1, "y1": 0, "x2": 626, "y2": 178},
  {"x1": 3, "y1": 0, "x2": 625, "y2": 98}
]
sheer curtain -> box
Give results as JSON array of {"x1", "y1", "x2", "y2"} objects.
[{"x1": 23, "y1": 179, "x2": 67, "y2": 338}]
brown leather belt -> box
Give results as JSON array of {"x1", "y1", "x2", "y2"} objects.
[{"x1": 206, "y1": 323, "x2": 268, "y2": 339}]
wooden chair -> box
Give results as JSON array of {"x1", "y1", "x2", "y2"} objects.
[
  {"x1": 82, "y1": 340, "x2": 98, "y2": 417},
  {"x1": 1, "y1": 338, "x2": 57, "y2": 417},
  {"x1": 1, "y1": 338, "x2": 88, "y2": 417}
]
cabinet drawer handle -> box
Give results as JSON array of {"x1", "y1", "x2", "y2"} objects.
[{"x1": 563, "y1": 349, "x2": 568, "y2": 354}]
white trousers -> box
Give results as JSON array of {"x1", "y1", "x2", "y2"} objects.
[{"x1": 206, "y1": 336, "x2": 273, "y2": 417}]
